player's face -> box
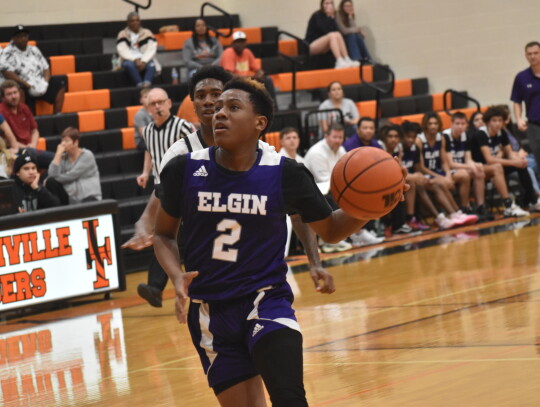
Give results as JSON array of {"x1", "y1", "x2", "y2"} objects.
[
  {"x1": 486, "y1": 116, "x2": 503, "y2": 135},
  {"x1": 16, "y1": 162, "x2": 38, "y2": 185},
  {"x1": 426, "y1": 118, "x2": 440, "y2": 136},
  {"x1": 328, "y1": 83, "x2": 343, "y2": 101},
  {"x1": 325, "y1": 129, "x2": 344, "y2": 152},
  {"x1": 193, "y1": 78, "x2": 224, "y2": 126},
  {"x1": 385, "y1": 130, "x2": 400, "y2": 150},
  {"x1": 213, "y1": 89, "x2": 265, "y2": 150},
  {"x1": 403, "y1": 132, "x2": 417, "y2": 148},
  {"x1": 451, "y1": 118, "x2": 467, "y2": 136},
  {"x1": 358, "y1": 121, "x2": 375, "y2": 141},
  {"x1": 12, "y1": 32, "x2": 29, "y2": 50},
  {"x1": 473, "y1": 113, "x2": 484, "y2": 129},
  {"x1": 127, "y1": 15, "x2": 141, "y2": 33},
  {"x1": 194, "y1": 19, "x2": 207, "y2": 36},
  {"x1": 280, "y1": 131, "x2": 300, "y2": 152},
  {"x1": 525, "y1": 45, "x2": 540, "y2": 67},
  {"x1": 2, "y1": 86, "x2": 21, "y2": 107}
]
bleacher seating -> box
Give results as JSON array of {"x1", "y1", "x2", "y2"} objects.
[{"x1": 0, "y1": 14, "x2": 485, "y2": 272}]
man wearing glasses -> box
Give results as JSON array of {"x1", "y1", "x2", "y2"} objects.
[{"x1": 133, "y1": 87, "x2": 194, "y2": 306}]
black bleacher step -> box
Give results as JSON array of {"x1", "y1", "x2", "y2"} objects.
[
  {"x1": 95, "y1": 150, "x2": 145, "y2": 176},
  {"x1": 117, "y1": 196, "x2": 150, "y2": 227},
  {"x1": 39, "y1": 37, "x2": 102, "y2": 57}
]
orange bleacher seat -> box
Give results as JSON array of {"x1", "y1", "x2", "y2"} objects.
[
  {"x1": 67, "y1": 72, "x2": 93, "y2": 93},
  {"x1": 278, "y1": 40, "x2": 298, "y2": 57},
  {"x1": 218, "y1": 27, "x2": 262, "y2": 46},
  {"x1": 36, "y1": 137, "x2": 46, "y2": 151},
  {"x1": 264, "y1": 131, "x2": 281, "y2": 151},
  {"x1": 78, "y1": 110, "x2": 105, "y2": 132},
  {"x1": 62, "y1": 89, "x2": 110, "y2": 113},
  {"x1": 121, "y1": 128, "x2": 136, "y2": 150},
  {"x1": 356, "y1": 100, "x2": 377, "y2": 119},
  {"x1": 162, "y1": 31, "x2": 192, "y2": 51},
  {"x1": 270, "y1": 66, "x2": 372, "y2": 92},
  {"x1": 50, "y1": 55, "x2": 76, "y2": 76},
  {"x1": 393, "y1": 79, "x2": 412, "y2": 98},
  {"x1": 35, "y1": 100, "x2": 53, "y2": 116},
  {"x1": 176, "y1": 95, "x2": 199, "y2": 124},
  {"x1": 389, "y1": 113, "x2": 424, "y2": 126},
  {"x1": 432, "y1": 93, "x2": 452, "y2": 113},
  {"x1": 126, "y1": 105, "x2": 143, "y2": 127}
]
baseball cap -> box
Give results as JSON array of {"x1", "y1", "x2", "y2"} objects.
[
  {"x1": 13, "y1": 150, "x2": 38, "y2": 174},
  {"x1": 232, "y1": 31, "x2": 247, "y2": 42},
  {"x1": 13, "y1": 24, "x2": 29, "y2": 37}
]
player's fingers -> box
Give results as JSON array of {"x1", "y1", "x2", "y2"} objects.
[
  {"x1": 175, "y1": 296, "x2": 188, "y2": 324},
  {"x1": 324, "y1": 273, "x2": 336, "y2": 293}
]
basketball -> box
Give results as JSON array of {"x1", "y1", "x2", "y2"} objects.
[{"x1": 331, "y1": 147, "x2": 404, "y2": 219}]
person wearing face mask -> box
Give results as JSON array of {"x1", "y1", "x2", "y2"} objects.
[{"x1": 305, "y1": 0, "x2": 359, "y2": 69}]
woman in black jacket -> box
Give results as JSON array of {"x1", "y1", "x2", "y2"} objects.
[{"x1": 305, "y1": 0, "x2": 358, "y2": 68}]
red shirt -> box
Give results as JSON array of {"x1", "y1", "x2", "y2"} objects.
[{"x1": 0, "y1": 101, "x2": 37, "y2": 145}]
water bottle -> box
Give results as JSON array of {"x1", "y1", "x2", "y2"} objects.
[
  {"x1": 171, "y1": 67, "x2": 179, "y2": 85},
  {"x1": 111, "y1": 54, "x2": 119, "y2": 71}
]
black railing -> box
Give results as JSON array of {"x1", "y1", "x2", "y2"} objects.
[
  {"x1": 275, "y1": 31, "x2": 310, "y2": 110},
  {"x1": 200, "y1": 2, "x2": 234, "y2": 38},
  {"x1": 442, "y1": 89, "x2": 481, "y2": 116},
  {"x1": 122, "y1": 0, "x2": 152, "y2": 13},
  {"x1": 359, "y1": 62, "x2": 395, "y2": 129},
  {"x1": 303, "y1": 108, "x2": 344, "y2": 151}
]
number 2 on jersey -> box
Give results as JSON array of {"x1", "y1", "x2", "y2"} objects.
[{"x1": 212, "y1": 219, "x2": 241, "y2": 262}]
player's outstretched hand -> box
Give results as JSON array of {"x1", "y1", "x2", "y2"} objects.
[
  {"x1": 121, "y1": 219, "x2": 153, "y2": 250},
  {"x1": 174, "y1": 271, "x2": 199, "y2": 324},
  {"x1": 310, "y1": 266, "x2": 336, "y2": 294}
]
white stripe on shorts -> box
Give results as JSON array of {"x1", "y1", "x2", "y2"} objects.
[
  {"x1": 246, "y1": 290, "x2": 301, "y2": 333},
  {"x1": 198, "y1": 303, "x2": 217, "y2": 372}
]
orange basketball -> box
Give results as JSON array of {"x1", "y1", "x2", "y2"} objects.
[{"x1": 331, "y1": 147, "x2": 404, "y2": 219}]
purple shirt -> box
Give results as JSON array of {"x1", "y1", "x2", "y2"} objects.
[
  {"x1": 343, "y1": 135, "x2": 384, "y2": 151},
  {"x1": 510, "y1": 67, "x2": 540, "y2": 123}
]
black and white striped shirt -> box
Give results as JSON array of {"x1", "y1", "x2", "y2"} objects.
[{"x1": 142, "y1": 115, "x2": 194, "y2": 183}]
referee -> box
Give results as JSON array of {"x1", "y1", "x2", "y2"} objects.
[{"x1": 123, "y1": 87, "x2": 194, "y2": 307}]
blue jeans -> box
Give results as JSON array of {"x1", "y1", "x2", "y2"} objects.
[
  {"x1": 344, "y1": 33, "x2": 372, "y2": 61},
  {"x1": 122, "y1": 60, "x2": 156, "y2": 86}
]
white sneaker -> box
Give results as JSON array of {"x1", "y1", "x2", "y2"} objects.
[
  {"x1": 344, "y1": 56, "x2": 360, "y2": 67},
  {"x1": 504, "y1": 203, "x2": 530, "y2": 217},
  {"x1": 450, "y1": 210, "x2": 479, "y2": 226},
  {"x1": 321, "y1": 240, "x2": 353, "y2": 253},
  {"x1": 350, "y1": 229, "x2": 384, "y2": 247},
  {"x1": 435, "y1": 213, "x2": 456, "y2": 230},
  {"x1": 335, "y1": 58, "x2": 349, "y2": 69}
]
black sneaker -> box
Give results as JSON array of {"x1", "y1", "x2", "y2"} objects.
[
  {"x1": 475, "y1": 205, "x2": 494, "y2": 222},
  {"x1": 137, "y1": 283, "x2": 163, "y2": 308}
]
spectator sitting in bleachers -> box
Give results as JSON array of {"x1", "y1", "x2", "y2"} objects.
[
  {"x1": 0, "y1": 112, "x2": 19, "y2": 154},
  {"x1": 134, "y1": 87, "x2": 152, "y2": 151},
  {"x1": 278, "y1": 127, "x2": 304, "y2": 162},
  {"x1": 305, "y1": 0, "x2": 359, "y2": 69},
  {"x1": 467, "y1": 111, "x2": 484, "y2": 137},
  {"x1": 442, "y1": 111, "x2": 487, "y2": 216},
  {"x1": 416, "y1": 112, "x2": 478, "y2": 226},
  {"x1": 0, "y1": 137, "x2": 14, "y2": 180},
  {"x1": 319, "y1": 81, "x2": 359, "y2": 137},
  {"x1": 116, "y1": 12, "x2": 161, "y2": 88},
  {"x1": 182, "y1": 18, "x2": 223, "y2": 78},
  {"x1": 0, "y1": 80, "x2": 54, "y2": 169},
  {"x1": 470, "y1": 105, "x2": 540, "y2": 216},
  {"x1": 336, "y1": 0, "x2": 373, "y2": 63},
  {"x1": 12, "y1": 149, "x2": 60, "y2": 212},
  {"x1": 219, "y1": 31, "x2": 276, "y2": 102},
  {"x1": 46, "y1": 127, "x2": 101, "y2": 205},
  {"x1": 0, "y1": 25, "x2": 65, "y2": 114},
  {"x1": 343, "y1": 117, "x2": 382, "y2": 151},
  {"x1": 401, "y1": 121, "x2": 458, "y2": 230}
]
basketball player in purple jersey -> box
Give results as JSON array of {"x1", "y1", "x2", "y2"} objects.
[{"x1": 155, "y1": 78, "x2": 402, "y2": 406}]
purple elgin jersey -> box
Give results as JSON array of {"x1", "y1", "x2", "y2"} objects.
[{"x1": 181, "y1": 147, "x2": 289, "y2": 301}]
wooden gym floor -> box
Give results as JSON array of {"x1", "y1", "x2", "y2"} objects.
[{"x1": 1, "y1": 216, "x2": 540, "y2": 406}]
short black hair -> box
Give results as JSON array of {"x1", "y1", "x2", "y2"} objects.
[
  {"x1": 451, "y1": 111, "x2": 467, "y2": 122},
  {"x1": 223, "y1": 77, "x2": 274, "y2": 137},
  {"x1": 189, "y1": 65, "x2": 233, "y2": 101},
  {"x1": 482, "y1": 106, "x2": 506, "y2": 123},
  {"x1": 357, "y1": 117, "x2": 375, "y2": 128},
  {"x1": 401, "y1": 120, "x2": 421, "y2": 135},
  {"x1": 525, "y1": 41, "x2": 540, "y2": 50},
  {"x1": 380, "y1": 124, "x2": 403, "y2": 140}
]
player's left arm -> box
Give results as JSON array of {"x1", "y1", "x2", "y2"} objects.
[{"x1": 290, "y1": 214, "x2": 335, "y2": 294}]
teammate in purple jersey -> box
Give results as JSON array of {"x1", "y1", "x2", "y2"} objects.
[{"x1": 154, "y1": 77, "x2": 405, "y2": 406}]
